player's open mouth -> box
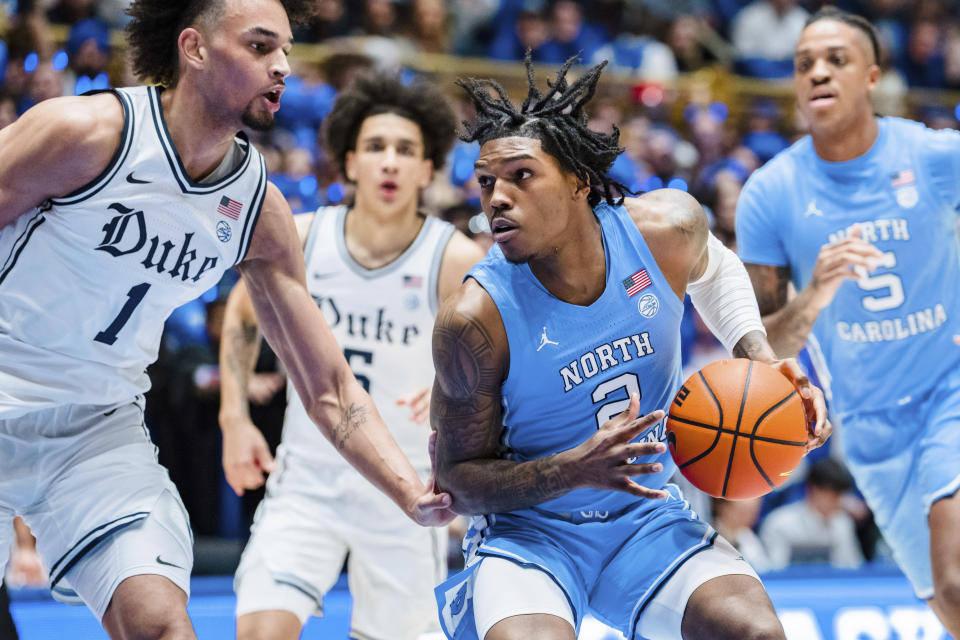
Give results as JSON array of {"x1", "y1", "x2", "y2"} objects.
[
  {"x1": 490, "y1": 217, "x2": 518, "y2": 242},
  {"x1": 379, "y1": 181, "x2": 398, "y2": 198},
  {"x1": 809, "y1": 89, "x2": 836, "y2": 108},
  {"x1": 262, "y1": 88, "x2": 283, "y2": 112}
]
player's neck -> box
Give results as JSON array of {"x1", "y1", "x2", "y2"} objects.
[
  {"x1": 160, "y1": 87, "x2": 241, "y2": 182},
  {"x1": 528, "y1": 205, "x2": 606, "y2": 306},
  {"x1": 810, "y1": 113, "x2": 878, "y2": 162},
  {"x1": 344, "y1": 199, "x2": 425, "y2": 270}
]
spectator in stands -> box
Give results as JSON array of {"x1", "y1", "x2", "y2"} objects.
[
  {"x1": 945, "y1": 21, "x2": 960, "y2": 89},
  {"x1": 901, "y1": 20, "x2": 946, "y2": 87},
  {"x1": 64, "y1": 17, "x2": 111, "y2": 94},
  {"x1": 0, "y1": 93, "x2": 16, "y2": 128},
  {"x1": 538, "y1": 0, "x2": 606, "y2": 64},
  {"x1": 712, "y1": 497, "x2": 771, "y2": 574},
  {"x1": 591, "y1": 10, "x2": 678, "y2": 81},
  {"x1": 668, "y1": 14, "x2": 723, "y2": 72},
  {"x1": 407, "y1": 0, "x2": 450, "y2": 54},
  {"x1": 46, "y1": 0, "x2": 94, "y2": 25},
  {"x1": 487, "y1": 2, "x2": 548, "y2": 62},
  {"x1": 732, "y1": 0, "x2": 809, "y2": 77},
  {"x1": 759, "y1": 458, "x2": 865, "y2": 570},
  {"x1": 741, "y1": 98, "x2": 789, "y2": 163}
]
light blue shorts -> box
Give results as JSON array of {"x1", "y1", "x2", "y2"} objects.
[
  {"x1": 841, "y1": 368, "x2": 960, "y2": 599},
  {"x1": 435, "y1": 484, "x2": 719, "y2": 640}
]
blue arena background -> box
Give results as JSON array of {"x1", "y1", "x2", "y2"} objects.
[{"x1": 8, "y1": 564, "x2": 952, "y2": 640}]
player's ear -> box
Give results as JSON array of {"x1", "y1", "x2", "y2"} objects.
[
  {"x1": 417, "y1": 158, "x2": 433, "y2": 190},
  {"x1": 179, "y1": 27, "x2": 206, "y2": 71},
  {"x1": 570, "y1": 173, "x2": 590, "y2": 203},
  {"x1": 866, "y1": 62, "x2": 882, "y2": 93},
  {"x1": 344, "y1": 150, "x2": 358, "y2": 182}
]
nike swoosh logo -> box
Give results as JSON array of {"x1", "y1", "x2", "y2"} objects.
[
  {"x1": 156, "y1": 555, "x2": 184, "y2": 569},
  {"x1": 126, "y1": 172, "x2": 151, "y2": 184},
  {"x1": 312, "y1": 272, "x2": 338, "y2": 280}
]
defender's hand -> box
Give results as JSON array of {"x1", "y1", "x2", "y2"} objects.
[
  {"x1": 221, "y1": 419, "x2": 275, "y2": 496},
  {"x1": 571, "y1": 394, "x2": 669, "y2": 500},
  {"x1": 774, "y1": 358, "x2": 831, "y2": 452},
  {"x1": 396, "y1": 386, "x2": 431, "y2": 425}
]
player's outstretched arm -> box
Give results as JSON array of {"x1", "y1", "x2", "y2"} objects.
[
  {"x1": 218, "y1": 279, "x2": 275, "y2": 496},
  {"x1": 239, "y1": 185, "x2": 452, "y2": 526},
  {"x1": 432, "y1": 282, "x2": 668, "y2": 516},
  {"x1": 0, "y1": 94, "x2": 123, "y2": 229}
]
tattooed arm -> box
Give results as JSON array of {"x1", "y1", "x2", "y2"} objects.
[
  {"x1": 433, "y1": 280, "x2": 668, "y2": 516},
  {"x1": 234, "y1": 184, "x2": 453, "y2": 525},
  {"x1": 745, "y1": 224, "x2": 883, "y2": 359}
]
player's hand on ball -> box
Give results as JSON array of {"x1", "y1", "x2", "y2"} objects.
[
  {"x1": 572, "y1": 394, "x2": 668, "y2": 500},
  {"x1": 772, "y1": 358, "x2": 832, "y2": 452},
  {"x1": 221, "y1": 418, "x2": 275, "y2": 496}
]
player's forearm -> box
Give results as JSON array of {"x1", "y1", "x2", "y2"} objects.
[
  {"x1": 760, "y1": 286, "x2": 823, "y2": 358},
  {"x1": 732, "y1": 329, "x2": 777, "y2": 363},
  {"x1": 218, "y1": 290, "x2": 262, "y2": 427},
  {"x1": 304, "y1": 377, "x2": 426, "y2": 512},
  {"x1": 439, "y1": 451, "x2": 581, "y2": 515}
]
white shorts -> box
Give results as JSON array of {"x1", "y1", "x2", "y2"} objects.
[
  {"x1": 472, "y1": 536, "x2": 758, "y2": 640},
  {"x1": 0, "y1": 399, "x2": 194, "y2": 620},
  {"x1": 235, "y1": 455, "x2": 446, "y2": 640}
]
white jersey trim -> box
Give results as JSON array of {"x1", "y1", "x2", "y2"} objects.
[
  {"x1": 48, "y1": 89, "x2": 135, "y2": 206},
  {"x1": 145, "y1": 86, "x2": 256, "y2": 195}
]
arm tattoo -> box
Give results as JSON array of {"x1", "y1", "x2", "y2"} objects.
[
  {"x1": 432, "y1": 306, "x2": 576, "y2": 514},
  {"x1": 747, "y1": 263, "x2": 820, "y2": 358},
  {"x1": 332, "y1": 403, "x2": 369, "y2": 450},
  {"x1": 224, "y1": 318, "x2": 261, "y2": 402}
]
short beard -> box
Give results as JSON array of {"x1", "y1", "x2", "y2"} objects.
[{"x1": 241, "y1": 104, "x2": 275, "y2": 132}]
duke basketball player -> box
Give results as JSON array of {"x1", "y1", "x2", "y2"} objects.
[
  {"x1": 219, "y1": 71, "x2": 483, "y2": 640},
  {"x1": 431, "y1": 58, "x2": 829, "y2": 640},
  {"x1": 737, "y1": 8, "x2": 960, "y2": 634},
  {"x1": 0, "y1": 2, "x2": 452, "y2": 638}
]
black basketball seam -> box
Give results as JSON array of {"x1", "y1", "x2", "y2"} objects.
[
  {"x1": 749, "y1": 390, "x2": 802, "y2": 488},
  {"x1": 721, "y1": 361, "x2": 753, "y2": 498},
  {"x1": 669, "y1": 415, "x2": 805, "y2": 446},
  {"x1": 676, "y1": 370, "x2": 725, "y2": 470}
]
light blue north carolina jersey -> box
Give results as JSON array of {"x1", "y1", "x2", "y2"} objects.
[
  {"x1": 737, "y1": 117, "x2": 960, "y2": 417},
  {"x1": 467, "y1": 200, "x2": 683, "y2": 519}
]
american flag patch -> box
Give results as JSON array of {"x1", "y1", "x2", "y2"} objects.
[
  {"x1": 890, "y1": 169, "x2": 915, "y2": 188},
  {"x1": 217, "y1": 195, "x2": 243, "y2": 220},
  {"x1": 622, "y1": 269, "x2": 651, "y2": 297},
  {"x1": 403, "y1": 274, "x2": 423, "y2": 288}
]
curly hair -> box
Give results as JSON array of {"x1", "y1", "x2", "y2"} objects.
[
  {"x1": 322, "y1": 70, "x2": 457, "y2": 177},
  {"x1": 125, "y1": 0, "x2": 318, "y2": 87},
  {"x1": 456, "y1": 56, "x2": 629, "y2": 207}
]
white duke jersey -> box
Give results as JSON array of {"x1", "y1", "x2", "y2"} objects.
[
  {"x1": 0, "y1": 86, "x2": 267, "y2": 418},
  {"x1": 279, "y1": 206, "x2": 455, "y2": 473}
]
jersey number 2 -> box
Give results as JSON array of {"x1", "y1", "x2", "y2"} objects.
[
  {"x1": 592, "y1": 372, "x2": 641, "y2": 428},
  {"x1": 94, "y1": 282, "x2": 151, "y2": 345}
]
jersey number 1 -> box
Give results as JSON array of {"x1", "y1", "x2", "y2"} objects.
[{"x1": 94, "y1": 282, "x2": 150, "y2": 345}]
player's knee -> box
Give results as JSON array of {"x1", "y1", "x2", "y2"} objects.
[
  {"x1": 236, "y1": 611, "x2": 301, "y2": 640},
  {"x1": 738, "y1": 616, "x2": 786, "y2": 640},
  {"x1": 118, "y1": 611, "x2": 193, "y2": 640}
]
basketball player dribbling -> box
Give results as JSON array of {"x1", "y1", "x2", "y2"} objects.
[
  {"x1": 431, "y1": 58, "x2": 830, "y2": 640},
  {"x1": 219, "y1": 71, "x2": 484, "y2": 640},
  {"x1": 0, "y1": 1, "x2": 453, "y2": 638},
  {"x1": 737, "y1": 8, "x2": 960, "y2": 634}
]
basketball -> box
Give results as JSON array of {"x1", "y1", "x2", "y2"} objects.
[{"x1": 666, "y1": 359, "x2": 808, "y2": 500}]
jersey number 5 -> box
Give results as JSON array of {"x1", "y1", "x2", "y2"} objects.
[
  {"x1": 856, "y1": 250, "x2": 904, "y2": 311},
  {"x1": 344, "y1": 347, "x2": 373, "y2": 391}
]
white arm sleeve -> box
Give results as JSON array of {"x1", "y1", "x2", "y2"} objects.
[{"x1": 687, "y1": 233, "x2": 766, "y2": 354}]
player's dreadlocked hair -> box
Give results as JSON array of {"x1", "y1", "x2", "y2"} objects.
[
  {"x1": 322, "y1": 70, "x2": 457, "y2": 177},
  {"x1": 125, "y1": 0, "x2": 318, "y2": 87},
  {"x1": 457, "y1": 56, "x2": 629, "y2": 207}
]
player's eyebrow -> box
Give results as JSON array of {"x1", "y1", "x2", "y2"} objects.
[
  {"x1": 246, "y1": 26, "x2": 294, "y2": 47},
  {"x1": 475, "y1": 153, "x2": 537, "y2": 170},
  {"x1": 795, "y1": 45, "x2": 850, "y2": 57}
]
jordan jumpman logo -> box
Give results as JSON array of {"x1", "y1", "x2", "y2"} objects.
[{"x1": 537, "y1": 326, "x2": 559, "y2": 352}]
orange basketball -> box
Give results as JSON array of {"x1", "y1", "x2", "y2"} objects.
[{"x1": 666, "y1": 359, "x2": 808, "y2": 500}]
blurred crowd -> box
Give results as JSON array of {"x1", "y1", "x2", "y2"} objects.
[{"x1": 2, "y1": 0, "x2": 959, "y2": 577}]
